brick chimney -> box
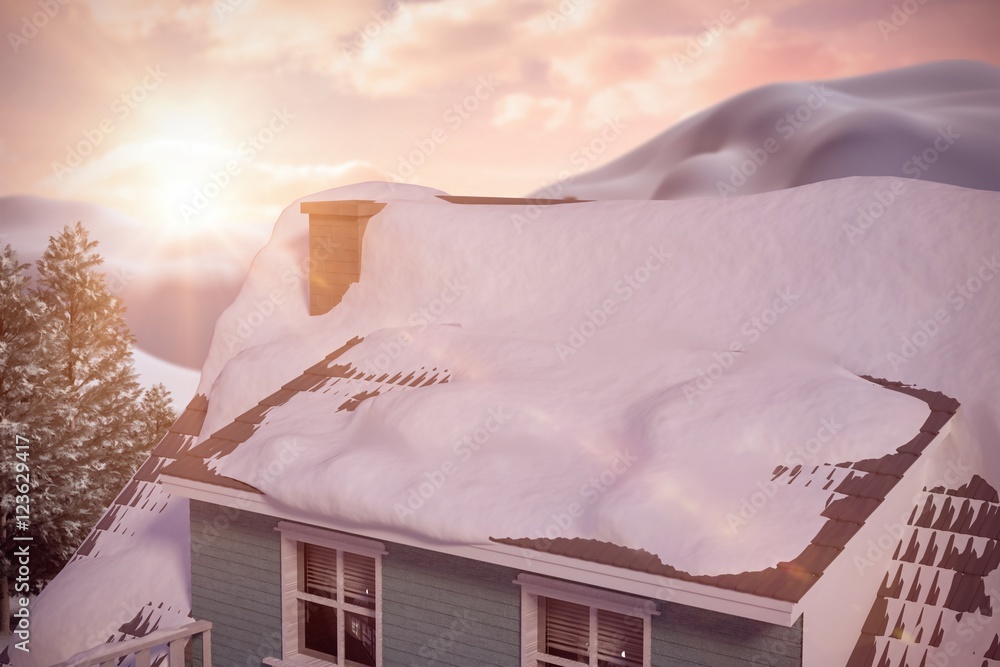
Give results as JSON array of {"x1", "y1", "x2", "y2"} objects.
[{"x1": 300, "y1": 199, "x2": 386, "y2": 315}]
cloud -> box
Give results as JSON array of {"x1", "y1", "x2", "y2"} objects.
[
  {"x1": 4, "y1": 0, "x2": 1000, "y2": 215},
  {"x1": 80, "y1": 0, "x2": 206, "y2": 38},
  {"x1": 493, "y1": 94, "x2": 573, "y2": 130},
  {"x1": 255, "y1": 160, "x2": 391, "y2": 185}
]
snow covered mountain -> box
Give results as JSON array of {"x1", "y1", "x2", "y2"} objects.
[{"x1": 532, "y1": 60, "x2": 1000, "y2": 201}]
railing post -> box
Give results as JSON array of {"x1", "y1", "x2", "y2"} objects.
[
  {"x1": 168, "y1": 638, "x2": 185, "y2": 665},
  {"x1": 202, "y1": 629, "x2": 212, "y2": 667}
]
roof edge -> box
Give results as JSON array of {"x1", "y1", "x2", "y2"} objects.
[{"x1": 160, "y1": 473, "x2": 799, "y2": 626}]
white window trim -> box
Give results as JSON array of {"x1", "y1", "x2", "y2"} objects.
[
  {"x1": 276, "y1": 521, "x2": 387, "y2": 667},
  {"x1": 516, "y1": 573, "x2": 658, "y2": 667}
]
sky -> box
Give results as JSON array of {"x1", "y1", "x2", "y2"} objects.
[{"x1": 1, "y1": 0, "x2": 998, "y2": 236}]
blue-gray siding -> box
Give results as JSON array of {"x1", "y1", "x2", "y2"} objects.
[
  {"x1": 382, "y1": 542, "x2": 521, "y2": 667},
  {"x1": 652, "y1": 604, "x2": 801, "y2": 666},
  {"x1": 189, "y1": 500, "x2": 801, "y2": 666},
  {"x1": 191, "y1": 500, "x2": 282, "y2": 667}
]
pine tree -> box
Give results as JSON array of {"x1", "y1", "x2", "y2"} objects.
[
  {"x1": 1, "y1": 224, "x2": 168, "y2": 634},
  {"x1": 138, "y1": 383, "x2": 175, "y2": 455},
  {"x1": 34, "y1": 221, "x2": 145, "y2": 518}
]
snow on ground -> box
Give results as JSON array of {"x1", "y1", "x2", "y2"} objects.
[
  {"x1": 530, "y1": 60, "x2": 1000, "y2": 201},
  {"x1": 202, "y1": 176, "x2": 1000, "y2": 576},
  {"x1": 12, "y1": 495, "x2": 191, "y2": 667},
  {"x1": 132, "y1": 349, "x2": 200, "y2": 405}
]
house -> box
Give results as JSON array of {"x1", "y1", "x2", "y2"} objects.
[
  {"x1": 20, "y1": 179, "x2": 1000, "y2": 667},
  {"x1": 153, "y1": 190, "x2": 998, "y2": 667}
]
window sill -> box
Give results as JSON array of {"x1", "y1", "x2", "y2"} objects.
[
  {"x1": 263, "y1": 657, "x2": 375, "y2": 667},
  {"x1": 263, "y1": 656, "x2": 334, "y2": 667}
]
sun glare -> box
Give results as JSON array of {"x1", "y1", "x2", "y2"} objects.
[{"x1": 133, "y1": 104, "x2": 249, "y2": 238}]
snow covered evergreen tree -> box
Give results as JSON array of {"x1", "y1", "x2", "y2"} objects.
[
  {"x1": 33, "y1": 221, "x2": 146, "y2": 526},
  {"x1": 138, "y1": 383, "x2": 175, "y2": 454},
  {"x1": 1, "y1": 224, "x2": 176, "y2": 634}
]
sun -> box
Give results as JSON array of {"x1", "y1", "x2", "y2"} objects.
[{"x1": 129, "y1": 103, "x2": 247, "y2": 237}]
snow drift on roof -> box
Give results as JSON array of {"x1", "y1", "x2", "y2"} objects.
[{"x1": 200, "y1": 175, "x2": 1000, "y2": 576}]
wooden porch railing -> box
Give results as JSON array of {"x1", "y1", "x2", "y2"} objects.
[{"x1": 53, "y1": 620, "x2": 212, "y2": 667}]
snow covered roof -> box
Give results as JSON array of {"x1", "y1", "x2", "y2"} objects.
[
  {"x1": 847, "y1": 474, "x2": 1000, "y2": 665},
  {"x1": 29, "y1": 174, "x2": 1000, "y2": 666},
  {"x1": 162, "y1": 363, "x2": 957, "y2": 606},
  {"x1": 162, "y1": 335, "x2": 452, "y2": 493}
]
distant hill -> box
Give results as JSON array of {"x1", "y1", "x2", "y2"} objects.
[
  {"x1": 531, "y1": 60, "x2": 1000, "y2": 200},
  {"x1": 0, "y1": 195, "x2": 264, "y2": 400}
]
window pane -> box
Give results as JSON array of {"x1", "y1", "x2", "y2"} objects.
[
  {"x1": 304, "y1": 543, "x2": 338, "y2": 599},
  {"x1": 541, "y1": 596, "x2": 590, "y2": 662},
  {"x1": 343, "y1": 552, "x2": 377, "y2": 609},
  {"x1": 596, "y1": 609, "x2": 643, "y2": 667},
  {"x1": 300, "y1": 600, "x2": 338, "y2": 660},
  {"x1": 345, "y1": 610, "x2": 377, "y2": 666}
]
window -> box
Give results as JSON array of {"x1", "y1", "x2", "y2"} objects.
[
  {"x1": 517, "y1": 574, "x2": 656, "y2": 667},
  {"x1": 277, "y1": 522, "x2": 385, "y2": 667}
]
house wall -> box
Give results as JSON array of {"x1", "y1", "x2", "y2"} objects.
[
  {"x1": 381, "y1": 541, "x2": 522, "y2": 666},
  {"x1": 190, "y1": 499, "x2": 283, "y2": 666},
  {"x1": 652, "y1": 604, "x2": 802, "y2": 666},
  {"x1": 189, "y1": 500, "x2": 802, "y2": 666}
]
